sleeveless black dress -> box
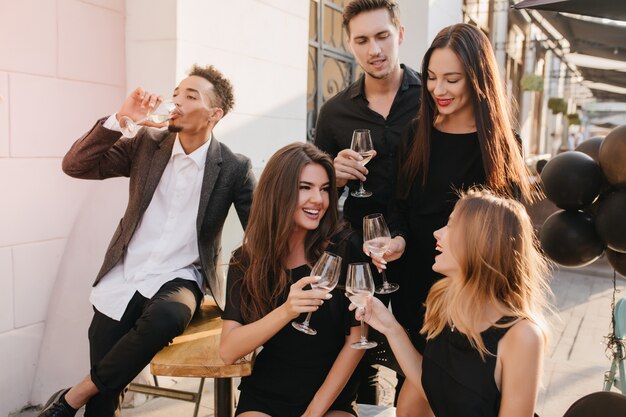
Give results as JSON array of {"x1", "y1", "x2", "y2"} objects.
[
  {"x1": 389, "y1": 125, "x2": 486, "y2": 351},
  {"x1": 422, "y1": 318, "x2": 539, "y2": 417},
  {"x1": 222, "y1": 231, "x2": 365, "y2": 417}
]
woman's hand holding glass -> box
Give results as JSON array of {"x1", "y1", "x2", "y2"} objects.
[
  {"x1": 368, "y1": 235, "x2": 406, "y2": 272},
  {"x1": 287, "y1": 252, "x2": 341, "y2": 335},
  {"x1": 282, "y1": 275, "x2": 333, "y2": 321},
  {"x1": 363, "y1": 213, "x2": 400, "y2": 294},
  {"x1": 345, "y1": 262, "x2": 377, "y2": 349},
  {"x1": 349, "y1": 295, "x2": 403, "y2": 337}
]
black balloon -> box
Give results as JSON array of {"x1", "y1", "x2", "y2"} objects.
[
  {"x1": 606, "y1": 249, "x2": 626, "y2": 278},
  {"x1": 540, "y1": 151, "x2": 604, "y2": 210},
  {"x1": 595, "y1": 190, "x2": 626, "y2": 253},
  {"x1": 540, "y1": 210, "x2": 605, "y2": 267},
  {"x1": 575, "y1": 136, "x2": 604, "y2": 162},
  {"x1": 599, "y1": 124, "x2": 626, "y2": 187},
  {"x1": 536, "y1": 159, "x2": 548, "y2": 174}
]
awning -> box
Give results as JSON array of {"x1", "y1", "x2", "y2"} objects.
[
  {"x1": 520, "y1": 10, "x2": 626, "y2": 100},
  {"x1": 512, "y1": 0, "x2": 626, "y2": 22},
  {"x1": 579, "y1": 68, "x2": 626, "y2": 90},
  {"x1": 537, "y1": 11, "x2": 626, "y2": 62}
]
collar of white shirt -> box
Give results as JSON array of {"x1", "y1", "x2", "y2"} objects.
[{"x1": 171, "y1": 134, "x2": 212, "y2": 169}]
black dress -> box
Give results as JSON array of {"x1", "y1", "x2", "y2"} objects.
[
  {"x1": 422, "y1": 318, "x2": 539, "y2": 417},
  {"x1": 389, "y1": 124, "x2": 486, "y2": 350},
  {"x1": 222, "y1": 232, "x2": 365, "y2": 417}
]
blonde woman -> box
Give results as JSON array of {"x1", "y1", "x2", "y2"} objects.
[{"x1": 354, "y1": 189, "x2": 551, "y2": 417}]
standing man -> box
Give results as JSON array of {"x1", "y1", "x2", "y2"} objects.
[
  {"x1": 38, "y1": 64, "x2": 255, "y2": 417},
  {"x1": 315, "y1": 0, "x2": 420, "y2": 234},
  {"x1": 314, "y1": 0, "x2": 421, "y2": 407}
]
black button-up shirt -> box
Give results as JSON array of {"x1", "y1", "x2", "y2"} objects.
[{"x1": 314, "y1": 64, "x2": 421, "y2": 231}]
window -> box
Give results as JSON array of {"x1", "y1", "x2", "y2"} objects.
[{"x1": 307, "y1": 0, "x2": 357, "y2": 141}]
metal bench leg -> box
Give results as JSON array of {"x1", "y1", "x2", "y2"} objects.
[
  {"x1": 214, "y1": 378, "x2": 234, "y2": 417},
  {"x1": 192, "y1": 378, "x2": 205, "y2": 417}
]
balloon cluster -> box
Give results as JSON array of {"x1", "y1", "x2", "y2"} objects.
[{"x1": 539, "y1": 125, "x2": 626, "y2": 277}]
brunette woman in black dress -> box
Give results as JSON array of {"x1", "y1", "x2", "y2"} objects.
[
  {"x1": 365, "y1": 23, "x2": 536, "y2": 415},
  {"x1": 220, "y1": 143, "x2": 366, "y2": 417}
]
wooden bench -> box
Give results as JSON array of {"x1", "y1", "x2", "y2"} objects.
[{"x1": 129, "y1": 299, "x2": 254, "y2": 417}]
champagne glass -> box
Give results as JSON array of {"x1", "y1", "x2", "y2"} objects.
[
  {"x1": 119, "y1": 100, "x2": 177, "y2": 138},
  {"x1": 350, "y1": 129, "x2": 374, "y2": 198},
  {"x1": 292, "y1": 251, "x2": 342, "y2": 335},
  {"x1": 346, "y1": 262, "x2": 377, "y2": 349},
  {"x1": 363, "y1": 213, "x2": 400, "y2": 294}
]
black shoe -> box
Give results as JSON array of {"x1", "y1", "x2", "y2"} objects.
[{"x1": 37, "y1": 388, "x2": 77, "y2": 417}]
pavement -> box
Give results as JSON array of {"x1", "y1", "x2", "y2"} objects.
[{"x1": 16, "y1": 257, "x2": 625, "y2": 417}]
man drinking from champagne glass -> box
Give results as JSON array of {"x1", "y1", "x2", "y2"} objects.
[{"x1": 37, "y1": 64, "x2": 255, "y2": 417}]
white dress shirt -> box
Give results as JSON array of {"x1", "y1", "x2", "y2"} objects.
[{"x1": 90, "y1": 115, "x2": 210, "y2": 320}]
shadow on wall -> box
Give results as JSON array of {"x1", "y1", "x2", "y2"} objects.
[{"x1": 31, "y1": 95, "x2": 305, "y2": 405}]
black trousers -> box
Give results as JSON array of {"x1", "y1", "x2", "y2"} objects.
[{"x1": 85, "y1": 278, "x2": 203, "y2": 417}]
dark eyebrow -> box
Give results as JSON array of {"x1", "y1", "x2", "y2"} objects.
[
  {"x1": 299, "y1": 181, "x2": 331, "y2": 187},
  {"x1": 427, "y1": 69, "x2": 463, "y2": 76},
  {"x1": 173, "y1": 87, "x2": 200, "y2": 95}
]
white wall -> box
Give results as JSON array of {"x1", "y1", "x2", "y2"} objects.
[
  {"x1": 31, "y1": 0, "x2": 309, "y2": 410},
  {"x1": 398, "y1": 0, "x2": 462, "y2": 72},
  {"x1": 0, "y1": 0, "x2": 126, "y2": 414}
]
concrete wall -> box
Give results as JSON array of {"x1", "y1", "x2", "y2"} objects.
[
  {"x1": 30, "y1": 0, "x2": 309, "y2": 409},
  {"x1": 398, "y1": 0, "x2": 462, "y2": 72},
  {"x1": 0, "y1": 0, "x2": 126, "y2": 414}
]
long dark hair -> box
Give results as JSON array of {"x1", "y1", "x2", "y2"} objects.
[
  {"x1": 237, "y1": 142, "x2": 341, "y2": 323},
  {"x1": 398, "y1": 23, "x2": 533, "y2": 202}
]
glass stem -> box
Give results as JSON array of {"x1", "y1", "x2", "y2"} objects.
[
  {"x1": 360, "y1": 318, "x2": 367, "y2": 342},
  {"x1": 381, "y1": 270, "x2": 389, "y2": 287},
  {"x1": 303, "y1": 312, "x2": 312, "y2": 326},
  {"x1": 358, "y1": 181, "x2": 366, "y2": 193}
]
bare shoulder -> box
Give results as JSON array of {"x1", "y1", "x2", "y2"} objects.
[{"x1": 500, "y1": 319, "x2": 544, "y2": 357}]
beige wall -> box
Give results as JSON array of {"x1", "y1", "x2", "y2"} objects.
[
  {"x1": 0, "y1": 0, "x2": 126, "y2": 414},
  {"x1": 31, "y1": 0, "x2": 310, "y2": 410}
]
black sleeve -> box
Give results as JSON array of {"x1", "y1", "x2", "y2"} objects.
[
  {"x1": 387, "y1": 119, "x2": 417, "y2": 242},
  {"x1": 314, "y1": 102, "x2": 340, "y2": 158},
  {"x1": 233, "y1": 156, "x2": 256, "y2": 230},
  {"x1": 221, "y1": 250, "x2": 246, "y2": 324}
]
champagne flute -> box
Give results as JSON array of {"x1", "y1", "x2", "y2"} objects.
[
  {"x1": 363, "y1": 213, "x2": 400, "y2": 294},
  {"x1": 346, "y1": 262, "x2": 377, "y2": 349},
  {"x1": 292, "y1": 251, "x2": 342, "y2": 335},
  {"x1": 350, "y1": 129, "x2": 374, "y2": 198},
  {"x1": 119, "y1": 100, "x2": 177, "y2": 138}
]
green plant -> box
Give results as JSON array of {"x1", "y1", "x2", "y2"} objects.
[
  {"x1": 567, "y1": 113, "x2": 581, "y2": 125},
  {"x1": 521, "y1": 73, "x2": 544, "y2": 92},
  {"x1": 547, "y1": 97, "x2": 567, "y2": 115}
]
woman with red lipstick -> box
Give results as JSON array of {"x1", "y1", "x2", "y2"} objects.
[
  {"x1": 355, "y1": 189, "x2": 551, "y2": 417},
  {"x1": 365, "y1": 23, "x2": 535, "y2": 415},
  {"x1": 220, "y1": 143, "x2": 367, "y2": 417}
]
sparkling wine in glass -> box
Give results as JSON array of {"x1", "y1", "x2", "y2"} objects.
[
  {"x1": 363, "y1": 213, "x2": 400, "y2": 294},
  {"x1": 346, "y1": 262, "x2": 377, "y2": 349},
  {"x1": 350, "y1": 129, "x2": 374, "y2": 198},
  {"x1": 119, "y1": 100, "x2": 177, "y2": 138},
  {"x1": 292, "y1": 252, "x2": 342, "y2": 335}
]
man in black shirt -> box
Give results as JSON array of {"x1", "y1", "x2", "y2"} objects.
[
  {"x1": 314, "y1": 0, "x2": 421, "y2": 407},
  {"x1": 314, "y1": 0, "x2": 421, "y2": 233}
]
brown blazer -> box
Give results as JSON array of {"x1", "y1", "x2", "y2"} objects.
[{"x1": 62, "y1": 118, "x2": 256, "y2": 310}]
